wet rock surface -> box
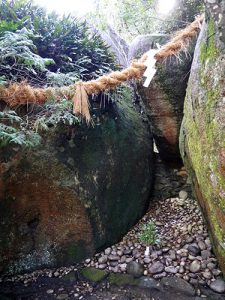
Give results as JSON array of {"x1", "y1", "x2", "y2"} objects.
[{"x1": 0, "y1": 90, "x2": 153, "y2": 275}]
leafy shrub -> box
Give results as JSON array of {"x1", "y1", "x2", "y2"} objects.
[{"x1": 138, "y1": 220, "x2": 160, "y2": 246}]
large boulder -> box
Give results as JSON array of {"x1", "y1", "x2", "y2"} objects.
[
  {"x1": 129, "y1": 34, "x2": 194, "y2": 162},
  {"x1": 180, "y1": 1, "x2": 225, "y2": 274},
  {"x1": 0, "y1": 89, "x2": 153, "y2": 274},
  {"x1": 128, "y1": 34, "x2": 169, "y2": 63}
]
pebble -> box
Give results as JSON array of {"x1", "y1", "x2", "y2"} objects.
[
  {"x1": 56, "y1": 294, "x2": 69, "y2": 300},
  {"x1": 98, "y1": 264, "x2": 107, "y2": 270},
  {"x1": 198, "y1": 241, "x2": 206, "y2": 250},
  {"x1": 190, "y1": 261, "x2": 201, "y2": 273},
  {"x1": 179, "y1": 190, "x2": 188, "y2": 200},
  {"x1": 209, "y1": 279, "x2": 225, "y2": 293},
  {"x1": 207, "y1": 263, "x2": 216, "y2": 270},
  {"x1": 46, "y1": 289, "x2": 54, "y2": 294},
  {"x1": 188, "y1": 244, "x2": 201, "y2": 256},
  {"x1": 169, "y1": 250, "x2": 176, "y2": 260},
  {"x1": 119, "y1": 263, "x2": 127, "y2": 272},
  {"x1": 153, "y1": 272, "x2": 166, "y2": 279},
  {"x1": 202, "y1": 271, "x2": 211, "y2": 279},
  {"x1": 165, "y1": 266, "x2": 177, "y2": 274},
  {"x1": 108, "y1": 255, "x2": 120, "y2": 261},
  {"x1": 143, "y1": 258, "x2": 151, "y2": 264},
  {"x1": 104, "y1": 248, "x2": 111, "y2": 255},
  {"x1": 201, "y1": 250, "x2": 211, "y2": 260},
  {"x1": 148, "y1": 262, "x2": 164, "y2": 274},
  {"x1": 98, "y1": 256, "x2": 107, "y2": 264},
  {"x1": 124, "y1": 249, "x2": 132, "y2": 255}
]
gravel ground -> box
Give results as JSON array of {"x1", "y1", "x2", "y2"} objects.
[
  {"x1": 85, "y1": 191, "x2": 223, "y2": 287},
  {"x1": 1, "y1": 190, "x2": 225, "y2": 299}
]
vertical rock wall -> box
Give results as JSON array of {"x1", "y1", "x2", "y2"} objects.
[{"x1": 180, "y1": 0, "x2": 225, "y2": 273}]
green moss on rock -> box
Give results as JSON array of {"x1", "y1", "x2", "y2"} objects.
[
  {"x1": 81, "y1": 267, "x2": 108, "y2": 282},
  {"x1": 108, "y1": 273, "x2": 140, "y2": 286},
  {"x1": 180, "y1": 16, "x2": 225, "y2": 274}
]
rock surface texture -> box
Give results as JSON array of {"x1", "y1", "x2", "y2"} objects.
[
  {"x1": 0, "y1": 90, "x2": 153, "y2": 274},
  {"x1": 180, "y1": 1, "x2": 225, "y2": 274},
  {"x1": 130, "y1": 34, "x2": 194, "y2": 162}
]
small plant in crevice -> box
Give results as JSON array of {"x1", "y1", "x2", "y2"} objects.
[{"x1": 138, "y1": 220, "x2": 160, "y2": 246}]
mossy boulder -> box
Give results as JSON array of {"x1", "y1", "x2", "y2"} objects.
[
  {"x1": 180, "y1": 2, "x2": 225, "y2": 274},
  {"x1": 0, "y1": 88, "x2": 153, "y2": 274},
  {"x1": 80, "y1": 267, "x2": 108, "y2": 282}
]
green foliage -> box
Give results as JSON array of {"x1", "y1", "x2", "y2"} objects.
[
  {"x1": 0, "y1": 28, "x2": 54, "y2": 84},
  {"x1": 89, "y1": 0, "x2": 157, "y2": 42},
  {"x1": 90, "y1": 0, "x2": 204, "y2": 41},
  {"x1": 33, "y1": 99, "x2": 80, "y2": 131},
  {"x1": 138, "y1": 220, "x2": 160, "y2": 246},
  {"x1": 161, "y1": 0, "x2": 204, "y2": 33},
  {"x1": 0, "y1": 101, "x2": 79, "y2": 148},
  {"x1": 0, "y1": 110, "x2": 41, "y2": 147},
  {"x1": 0, "y1": 0, "x2": 116, "y2": 83}
]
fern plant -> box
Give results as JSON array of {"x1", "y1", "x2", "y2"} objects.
[
  {"x1": 0, "y1": 28, "x2": 54, "y2": 85},
  {"x1": 33, "y1": 99, "x2": 80, "y2": 131},
  {"x1": 0, "y1": 110, "x2": 41, "y2": 147},
  {"x1": 0, "y1": 0, "x2": 116, "y2": 83}
]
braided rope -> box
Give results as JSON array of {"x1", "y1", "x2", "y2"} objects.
[{"x1": 0, "y1": 15, "x2": 203, "y2": 123}]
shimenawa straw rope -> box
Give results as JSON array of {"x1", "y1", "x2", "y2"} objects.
[{"x1": 0, "y1": 15, "x2": 203, "y2": 123}]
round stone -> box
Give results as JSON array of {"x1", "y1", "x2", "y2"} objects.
[
  {"x1": 198, "y1": 241, "x2": 206, "y2": 251},
  {"x1": 202, "y1": 271, "x2": 211, "y2": 279},
  {"x1": 153, "y1": 272, "x2": 166, "y2": 279},
  {"x1": 46, "y1": 289, "x2": 54, "y2": 294},
  {"x1": 149, "y1": 261, "x2": 164, "y2": 274},
  {"x1": 190, "y1": 260, "x2": 201, "y2": 273},
  {"x1": 104, "y1": 248, "x2": 111, "y2": 255},
  {"x1": 207, "y1": 263, "x2": 216, "y2": 270},
  {"x1": 187, "y1": 244, "x2": 201, "y2": 257},
  {"x1": 54, "y1": 271, "x2": 60, "y2": 277},
  {"x1": 209, "y1": 279, "x2": 225, "y2": 293},
  {"x1": 98, "y1": 264, "x2": 107, "y2": 270},
  {"x1": 165, "y1": 266, "x2": 177, "y2": 274},
  {"x1": 169, "y1": 250, "x2": 176, "y2": 260},
  {"x1": 119, "y1": 263, "x2": 127, "y2": 272},
  {"x1": 201, "y1": 250, "x2": 211, "y2": 260},
  {"x1": 98, "y1": 255, "x2": 108, "y2": 264},
  {"x1": 108, "y1": 255, "x2": 120, "y2": 261},
  {"x1": 144, "y1": 258, "x2": 151, "y2": 264},
  {"x1": 179, "y1": 190, "x2": 188, "y2": 200}
]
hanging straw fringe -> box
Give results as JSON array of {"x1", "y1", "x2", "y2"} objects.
[{"x1": 0, "y1": 15, "x2": 204, "y2": 123}]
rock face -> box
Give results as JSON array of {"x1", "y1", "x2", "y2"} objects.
[
  {"x1": 128, "y1": 34, "x2": 170, "y2": 63},
  {"x1": 180, "y1": 1, "x2": 225, "y2": 274},
  {"x1": 129, "y1": 34, "x2": 194, "y2": 162},
  {"x1": 139, "y1": 52, "x2": 194, "y2": 162},
  {"x1": 0, "y1": 89, "x2": 153, "y2": 274}
]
